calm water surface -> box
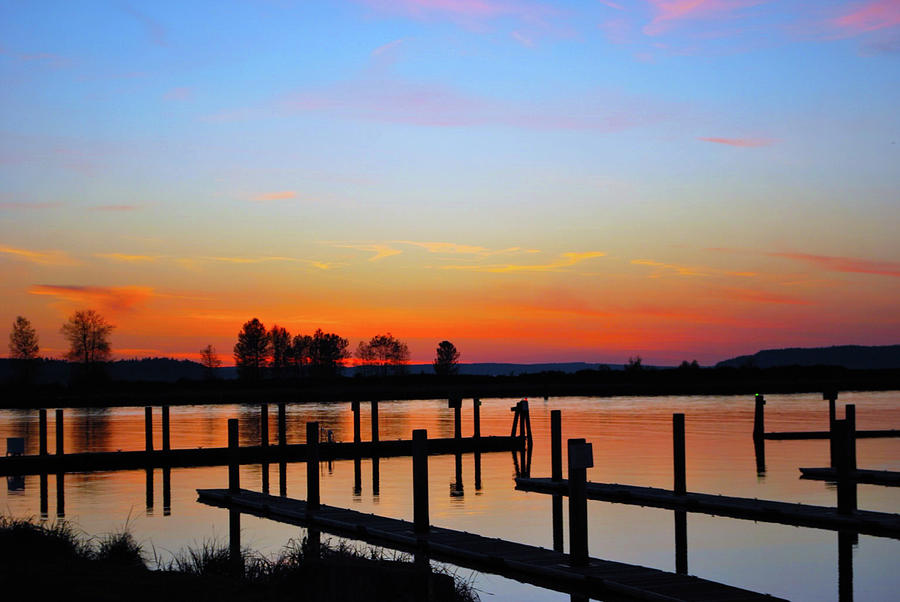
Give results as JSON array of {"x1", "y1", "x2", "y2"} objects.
[{"x1": 2, "y1": 392, "x2": 899, "y2": 601}]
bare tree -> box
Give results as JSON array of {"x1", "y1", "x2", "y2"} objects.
[
  {"x1": 356, "y1": 333, "x2": 410, "y2": 377},
  {"x1": 9, "y1": 316, "x2": 39, "y2": 360},
  {"x1": 61, "y1": 309, "x2": 114, "y2": 366},
  {"x1": 200, "y1": 344, "x2": 222, "y2": 379},
  {"x1": 433, "y1": 340, "x2": 460, "y2": 376},
  {"x1": 234, "y1": 318, "x2": 271, "y2": 381}
]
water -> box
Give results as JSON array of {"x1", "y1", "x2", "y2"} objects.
[{"x1": 2, "y1": 392, "x2": 898, "y2": 601}]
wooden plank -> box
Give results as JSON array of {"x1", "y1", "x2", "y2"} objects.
[
  {"x1": 197, "y1": 488, "x2": 784, "y2": 602},
  {"x1": 799, "y1": 467, "x2": 900, "y2": 486},
  {"x1": 515, "y1": 477, "x2": 900, "y2": 539},
  {"x1": 764, "y1": 429, "x2": 899, "y2": 440}
]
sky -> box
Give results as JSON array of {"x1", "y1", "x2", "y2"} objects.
[{"x1": 1, "y1": 0, "x2": 899, "y2": 366}]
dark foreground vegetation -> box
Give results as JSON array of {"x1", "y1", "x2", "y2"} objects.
[
  {"x1": 0, "y1": 517, "x2": 476, "y2": 602},
  {"x1": 1, "y1": 364, "x2": 898, "y2": 408}
]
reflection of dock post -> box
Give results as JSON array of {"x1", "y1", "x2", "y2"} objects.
[
  {"x1": 836, "y1": 406, "x2": 857, "y2": 515},
  {"x1": 227, "y1": 418, "x2": 242, "y2": 573},
  {"x1": 144, "y1": 406, "x2": 153, "y2": 452},
  {"x1": 413, "y1": 429, "x2": 430, "y2": 535},
  {"x1": 567, "y1": 438, "x2": 592, "y2": 567},
  {"x1": 551, "y1": 409, "x2": 564, "y2": 553},
  {"x1": 260, "y1": 403, "x2": 269, "y2": 447},
  {"x1": 371, "y1": 400, "x2": 379, "y2": 443},
  {"x1": 353, "y1": 458, "x2": 362, "y2": 495},
  {"x1": 473, "y1": 398, "x2": 482, "y2": 491},
  {"x1": 754, "y1": 437, "x2": 766, "y2": 476},
  {"x1": 306, "y1": 422, "x2": 320, "y2": 512},
  {"x1": 39, "y1": 409, "x2": 48, "y2": 456},
  {"x1": 279, "y1": 461, "x2": 287, "y2": 496},
  {"x1": 752, "y1": 394, "x2": 765, "y2": 441},
  {"x1": 838, "y1": 530, "x2": 854, "y2": 602},
  {"x1": 162, "y1": 467, "x2": 171, "y2": 516},
  {"x1": 352, "y1": 401, "x2": 361, "y2": 444},
  {"x1": 675, "y1": 511, "x2": 688, "y2": 575},
  {"x1": 55, "y1": 409, "x2": 64, "y2": 456},
  {"x1": 162, "y1": 406, "x2": 170, "y2": 452},
  {"x1": 40, "y1": 473, "x2": 48, "y2": 517},
  {"x1": 449, "y1": 397, "x2": 462, "y2": 439},
  {"x1": 372, "y1": 455, "x2": 380, "y2": 496},
  {"x1": 522, "y1": 400, "x2": 533, "y2": 447},
  {"x1": 145, "y1": 467, "x2": 154, "y2": 514},
  {"x1": 277, "y1": 403, "x2": 287, "y2": 447},
  {"x1": 55, "y1": 472, "x2": 64, "y2": 517},
  {"x1": 673, "y1": 413, "x2": 686, "y2": 495}
]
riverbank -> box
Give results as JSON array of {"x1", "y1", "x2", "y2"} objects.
[{"x1": 0, "y1": 517, "x2": 475, "y2": 601}]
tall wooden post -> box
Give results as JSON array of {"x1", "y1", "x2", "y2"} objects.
[
  {"x1": 846, "y1": 404, "x2": 857, "y2": 471},
  {"x1": 522, "y1": 400, "x2": 533, "y2": 446},
  {"x1": 473, "y1": 398, "x2": 481, "y2": 441},
  {"x1": 752, "y1": 394, "x2": 766, "y2": 441},
  {"x1": 306, "y1": 422, "x2": 320, "y2": 512},
  {"x1": 228, "y1": 418, "x2": 240, "y2": 493},
  {"x1": 510, "y1": 402, "x2": 520, "y2": 437},
  {"x1": 55, "y1": 409, "x2": 64, "y2": 456},
  {"x1": 826, "y1": 390, "x2": 838, "y2": 466},
  {"x1": 551, "y1": 410, "x2": 564, "y2": 553},
  {"x1": 371, "y1": 400, "x2": 379, "y2": 444},
  {"x1": 162, "y1": 406, "x2": 171, "y2": 452},
  {"x1": 673, "y1": 413, "x2": 686, "y2": 495},
  {"x1": 567, "y1": 438, "x2": 592, "y2": 567},
  {"x1": 352, "y1": 401, "x2": 361, "y2": 444},
  {"x1": 277, "y1": 403, "x2": 287, "y2": 447},
  {"x1": 144, "y1": 406, "x2": 153, "y2": 452},
  {"x1": 412, "y1": 429, "x2": 430, "y2": 535},
  {"x1": 39, "y1": 409, "x2": 48, "y2": 456},
  {"x1": 260, "y1": 403, "x2": 269, "y2": 447},
  {"x1": 449, "y1": 397, "x2": 462, "y2": 439}
]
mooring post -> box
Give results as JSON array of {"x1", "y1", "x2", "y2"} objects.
[
  {"x1": 228, "y1": 418, "x2": 240, "y2": 493},
  {"x1": 145, "y1": 467, "x2": 154, "y2": 513},
  {"x1": 473, "y1": 398, "x2": 481, "y2": 442},
  {"x1": 846, "y1": 404, "x2": 857, "y2": 471},
  {"x1": 551, "y1": 410, "x2": 564, "y2": 552},
  {"x1": 162, "y1": 405, "x2": 171, "y2": 452},
  {"x1": 39, "y1": 409, "x2": 48, "y2": 456},
  {"x1": 412, "y1": 429, "x2": 430, "y2": 535},
  {"x1": 55, "y1": 409, "x2": 63, "y2": 456},
  {"x1": 449, "y1": 397, "x2": 462, "y2": 439},
  {"x1": 510, "y1": 402, "x2": 520, "y2": 437},
  {"x1": 568, "y1": 438, "x2": 592, "y2": 567},
  {"x1": 371, "y1": 399, "x2": 379, "y2": 444},
  {"x1": 522, "y1": 399, "x2": 533, "y2": 446},
  {"x1": 279, "y1": 461, "x2": 287, "y2": 497},
  {"x1": 144, "y1": 406, "x2": 153, "y2": 452},
  {"x1": 673, "y1": 413, "x2": 686, "y2": 495},
  {"x1": 306, "y1": 421, "x2": 320, "y2": 513},
  {"x1": 834, "y1": 418, "x2": 857, "y2": 515},
  {"x1": 260, "y1": 403, "x2": 269, "y2": 447},
  {"x1": 352, "y1": 400, "x2": 361, "y2": 444},
  {"x1": 826, "y1": 390, "x2": 838, "y2": 466},
  {"x1": 752, "y1": 394, "x2": 765, "y2": 441},
  {"x1": 162, "y1": 467, "x2": 171, "y2": 516},
  {"x1": 277, "y1": 403, "x2": 287, "y2": 447}
]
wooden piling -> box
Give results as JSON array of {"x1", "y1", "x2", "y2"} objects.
[
  {"x1": 162, "y1": 467, "x2": 171, "y2": 515},
  {"x1": 352, "y1": 401, "x2": 361, "y2": 444},
  {"x1": 371, "y1": 400, "x2": 379, "y2": 444},
  {"x1": 413, "y1": 429, "x2": 429, "y2": 534},
  {"x1": 162, "y1": 406, "x2": 171, "y2": 452},
  {"x1": 56, "y1": 472, "x2": 64, "y2": 517},
  {"x1": 473, "y1": 398, "x2": 481, "y2": 442},
  {"x1": 567, "y1": 438, "x2": 592, "y2": 567},
  {"x1": 551, "y1": 410, "x2": 564, "y2": 553},
  {"x1": 372, "y1": 455, "x2": 381, "y2": 496},
  {"x1": 39, "y1": 409, "x2": 48, "y2": 456},
  {"x1": 752, "y1": 394, "x2": 765, "y2": 441},
  {"x1": 846, "y1": 404, "x2": 857, "y2": 471},
  {"x1": 306, "y1": 422, "x2": 320, "y2": 513},
  {"x1": 40, "y1": 473, "x2": 48, "y2": 516},
  {"x1": 278, "y1": 461, "x2": 287, "y2": 497},
  {"x1": 510, "y1": 402, "x2": 520, "y2": 437},
  {"x1": 449, "y1": 397, "x2": 462, "y2": 439},
  {"x1": 55, "y1": 409, "x2": 63, "y2": 456},
  {"x1": 522, "y1": 400, "x2": 533, "y2": 446},
  {"x1": 260, "y1": 403, "x2": 269, "y2": 447},
  {"x1": 228, "y1": 418, "x2": 240, "y2": 493},
  {"x1": 145, "y1": 467, "x2": 154, "y2": 512},
  {"x1": 353, "y1": 457, "x2": 362, "y2": 496},
  {"x1": 673, "y1": 413, "x2": 686, "y2": 495},
  {"x1": 826, "y1": 391, "x2": 839, "y2": 466},
  {"x1": 675, "y1": 511, "x2": 688, "y2": 575},
  {"x1": 145, "y1": 406, "x2": 153, "y2": 452},
  {"x1": 229, "y1": 508, "x2": 242, "y2": 573},
  {"x1": 278, "y1": 403, "x2": 287, "y2": 447}
]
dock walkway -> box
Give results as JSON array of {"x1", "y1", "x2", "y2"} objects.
[
  {"x1": 515, "y1": 477, "x2": 900, "y2": 539},
  {"x1": 197, "y1": 488, "x2": 784, "y2": 602}
]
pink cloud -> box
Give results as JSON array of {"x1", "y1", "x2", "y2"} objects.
[
  {"x1": 699, "y1": 136, "x2": 773, "y2": 147},
  {"x1": 831, "y1": 0, "x2": 900, "y2": 35},
  {"x1": 358, "y1": 0, "x2": 542, "y2": 19},
  {"x1": 768, "y1": 252, "x2": 900, "y2": 278},
  {"x1": 29, "y1": 284, "x2": 156, "y2": 312},
  {"x1": 718, "y1": 287, "x2": 812, "y2": 305},
  {"x1": 643, "y1": 0, "x2": 769, "y2": 36}
]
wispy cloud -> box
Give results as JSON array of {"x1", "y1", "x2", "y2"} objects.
[
  {"x1": 333, "y1": 243, "x2": 403, "y2": 262},
  {"x1": 767, "y1": 252, "x2": 900, "y2": 277},
  {"x1": 643, "y1": 1, "x2": 769, "y2": 36},
  {"x1": 29, "y1": 284, "x2": 155, "y2": 312},
  {"x1": 122, "y1": 4, "x2": 167, "y2": 46},
  {"x1": 199, "y1": 256, "x2": 336, "y2": 269},
  {"x1": 395, "y1": 240, "x2": 539, "y2": 256},
  {"x1": 631, "y1": 259, "x2": 756, "y2": 278},
  {"x1": 442, "y1": 251, "x2": 605, "y2": 272},
  {"x1": 699, "y1": 136, "x2": 774, "y2": 147},
  {"x1": 830, "y1": 0, "x2": 900, "y2": 36},
  {"x1": 91, "y1": 204, "x2": 141, "y2": 211},
  {"x1": 357, "y1": 0, "x2": 554, "y2": 23},
  {"x1": 250, "y1": 190, "x2": 297, "y2": 202},
  {"x1": 95, "y1": 253, "x2": 160, "y2": 263},
  {"x1": 0, "y1": 244, "x2": 77, "y2": 265},
  {"x1": 717, "y1": 287, "x2": 812, "y2": 305}
]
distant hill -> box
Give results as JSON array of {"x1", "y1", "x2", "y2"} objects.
[
  {"x1": 398, "y1": 362, "x2": 622, "y2": 376},
  {"x1": 715, "y1": 345, "x2": 900, "y2": 370}
]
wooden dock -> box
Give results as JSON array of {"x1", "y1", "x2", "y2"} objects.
[
  {"x1": 799, "y1": 467, "x2": 900, "y2": 486},
  {"x1": 515, "y1": 477, "x2": 900, "y2": 539},
  {"x1": 764, "y1": 429, "x2": 900, "y2": 440},
  {"x1": 0, "y1": 435, "x2": 521, "y2": 476},
  {"x1": 197, "y1": 487, "x2": 784, "y2": 602}
]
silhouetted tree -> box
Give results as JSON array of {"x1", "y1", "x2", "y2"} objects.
[
  {"x1": 234, "y1": 318, "x2": 271, "y2": 381},
  {"x1": 309, "y1": 328, "x2": 350, "y2": 377},
  {"x1": 200, "y1": 344, "x2": 222, "y2": 379},
  {"x1": 356, "y1": 333, "x2": 410, "y2": 377},
  {"x1": 8, "y1": 315, "x2": 40, "y2": 384},
  {"x1": 269, "y1": 324, "x2": 292, "y2": 379},
  {"x1": 291, "y1": 333, "x2": 313, "y2": 377},
  {"x1": 61, "y1": 310, "x2": 114, "y2": 381},
  {"x1": 625, "y1": 355, "x2": 643, "y2": 372},
  {"x1": 678, "y1": 359, "x2": 700, "y2": 370},
  {"x1": 433, "y1": 340, "x2": 460, "y2": 376}
]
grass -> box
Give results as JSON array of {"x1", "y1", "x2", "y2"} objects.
[{"x1": 0, "y1": 516, "x2": 479, "y2": 601}]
